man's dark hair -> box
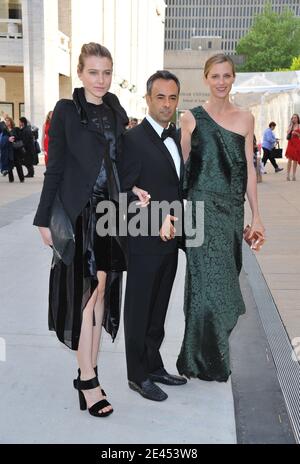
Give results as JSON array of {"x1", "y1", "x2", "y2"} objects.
[
  {"x1": 269, "y1": 121, "x2": 276, "y2": 128},
  {"x1": 19, "y1": 117, "x2": 28, "y2": 126},
  {"x1": 146, "y1": 70, "x2": 180, "y2": 95}
]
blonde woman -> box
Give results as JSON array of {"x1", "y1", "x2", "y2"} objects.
[
  {"x1": 177, "y1": 54, "x2": 265, "y2": 382},
  {"x1": 34, "y1": 43, "x2": 129, "y2": 417}
]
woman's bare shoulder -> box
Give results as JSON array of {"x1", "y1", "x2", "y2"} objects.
[
  {"x1": 233, "y1": 106, "x2": 254, "y2": 122},
  {"x1": 232, "y1": 107, "x2": 254, "y2": 133}
]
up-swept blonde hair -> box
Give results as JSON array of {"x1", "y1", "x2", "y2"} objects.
[
  {"x1": 77, "y1": 42, "x2": 113, "y2": 72},
  {"x1": 204, "y1": 53, "x2": 236, "y2": 78}
]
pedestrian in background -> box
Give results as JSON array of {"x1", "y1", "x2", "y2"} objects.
[
  {"x1": 127, "y1": 117, "x2": 138, "y2": 129},
  {"x1": 253, "y1": 134, "x2": 262, "y2": 183},
  {"x1": 0, "y1": 122, "x2": 13, "y2": 177},
  {"x1": 285, "y1": 113, "x2": 300, "y2": 181},
  {"x1": 19, "y1": 117, "x2": 35, "y2": 178},
  {"x1": 41, "y1": 111, "x2": 53, "y2": 166},
  {"x1": 262, "y1": 122, "x2": 283, "y2": 173},
  {"x1": 4, "y1": 116, "x2": 25, "y2": 183}
]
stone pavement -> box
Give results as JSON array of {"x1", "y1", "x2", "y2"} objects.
[{"x1": 244, "y1": 157, "x2": 300, "y2": 342}]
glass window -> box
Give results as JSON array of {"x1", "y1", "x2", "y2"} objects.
[{"x1": 8, "y1": 1, "x2": 22, "y2": 19}]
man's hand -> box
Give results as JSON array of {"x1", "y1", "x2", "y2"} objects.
[
  {"x1": 160, "y1": 214, "x2": 178, "y2": 242},
  {"x1": 132, "y1": 186, "x2": 151, "y2": 207}
]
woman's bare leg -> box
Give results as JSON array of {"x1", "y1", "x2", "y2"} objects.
[
  {"x1": 76, "y1": 288, "x2": 98, "y2": 380},
  {"x1": 76, "y1": 274, "x2": 112, "y2": 414},
  {"x1": 92, "y1": 271, "x2": 107, "y2": 368},
  {"x1": 287, "y1": 159, "x2": 292, "y2": 179},
  {"x1": 292, "y1": 160, "x2": 297, "y2": 179}
]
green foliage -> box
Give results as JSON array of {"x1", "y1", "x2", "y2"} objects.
[
  {"x1": 274, "y1": 56, "x2": 300, "y2": 72},
  {"x1": 236, "y1": 4, "x2": 300, "y2": 72},
  {"x1": 290, "y1": 55, "x2": 300, "y2": 70}
]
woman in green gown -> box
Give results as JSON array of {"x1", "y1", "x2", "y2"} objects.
[{"x1": 177, "y1": 54, "x2": 265, "y2": 382}]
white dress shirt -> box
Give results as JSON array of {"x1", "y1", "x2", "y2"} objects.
[{"x1": 146, "y1": 114, "x2": 181, "y2": 179}]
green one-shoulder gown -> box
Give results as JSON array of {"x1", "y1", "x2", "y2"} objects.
[{"x1": 177, "y1": 106, "x2": 248, "y2": 382}]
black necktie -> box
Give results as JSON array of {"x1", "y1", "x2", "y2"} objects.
[{"x1": 161, "y1": 123, "x2": 177, "y2": 142}]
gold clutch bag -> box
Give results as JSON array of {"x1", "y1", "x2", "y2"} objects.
[{"x1": 243, "y1": 224, "x2": 265, "y2": 251}]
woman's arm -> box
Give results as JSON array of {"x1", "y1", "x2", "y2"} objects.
[
  {"x1": 292, "y1": 124, "x2": 300, "y2": 138},
  {"x1": 33, "y1": 100, "x2": 66, "y2": 228},
  {"x1": 245, "y1": 113, "x2": 265, "y2": 236},
  {"x1": 180, "y1": 110, "x2": 196, "y2": 162}
]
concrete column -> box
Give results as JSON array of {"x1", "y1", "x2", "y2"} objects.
[
  {"x1": 22, "y1": 0, "x2": 59, "y2": 132},
  {"x1": 70, "y1": 0, "x2": 104, "y2": 89}
]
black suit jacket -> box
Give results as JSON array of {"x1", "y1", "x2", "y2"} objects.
[
  {"x1": 120, "y1": 118, "x2": 185, "y2": 255},
  {"x1": 33, "y1": 89, "x2": 128, "y2": 228}
]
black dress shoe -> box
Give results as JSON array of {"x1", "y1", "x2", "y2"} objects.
[
  {"x1": 128, "y1": 379, "x2": 168, "y2": 401},
  {"x1": 24, "y1": 174, "x2": 34, "y2": 178},
  {"x1": 149, "y1": 368, "x2": 187, "y2": 386}
]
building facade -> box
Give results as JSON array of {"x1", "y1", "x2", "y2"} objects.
[
  {"x1": 0, "y1": 0, "x2": 166, "y2": 133},
  {"x1": 164, "y1": 36, "x2": 222, "y2": 112},
  {"x1": 165, "y1": 0, "x2": 300, "y2": 54}
]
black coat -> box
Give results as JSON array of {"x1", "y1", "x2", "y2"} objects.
[
  {"x1": 33, "y1": 88, "x2": 129, "y2": 228},
  {"x1": 119, "y1": 118, "x2": 185, "y2": 255},
  {"x1": 8, "y1": 127, "x2": 24, "y2": 162},
  {"x1": 33, "y1": 88, "x2": 128, "y2": 349},
  {"x1": 0, "y1": 131, "x2": 14, "y2": 171},
  {"x1": 20, "y1": 125, "x2": 35, "y2": 165}
]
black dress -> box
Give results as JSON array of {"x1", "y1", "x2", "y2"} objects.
[
  {"x1": 48, "y1": 101, "x2": 126, "y2": 350},
  {"x1": 88, "y1": 101, "x2": 126, "y2": 273},
  {"x1": 176, "y1": 106, "x2": 247, "y2": 382}
]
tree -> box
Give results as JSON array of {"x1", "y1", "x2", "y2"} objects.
[
  {"x1": 290, "y1": 56, "x2": 300, "y2": 71},
  {"x1": 236, "y1": 4, "x2": 300, "y2": 72}
]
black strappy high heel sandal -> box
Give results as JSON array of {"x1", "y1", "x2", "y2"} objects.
[
  {"x1": 74, "y1": 366, "x2": 107, "y2": 397},
  {"x1": 73, "y1": 375, "x2": 113, "y2": 417}
]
